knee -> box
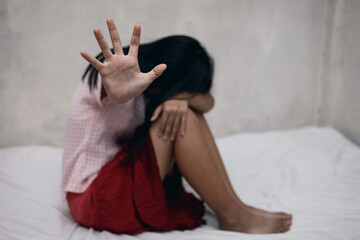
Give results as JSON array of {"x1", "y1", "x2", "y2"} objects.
[
  {"x1": 186, "y1": 109, "x2": 201, "y2": 129},
  {"x1": 193, "y1": 111, "x2": 205, "y2": 122},
  {"x1": 149, "y1": 108, "x2": 202, "y2": 140}
]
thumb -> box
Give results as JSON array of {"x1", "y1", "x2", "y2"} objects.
[
  {"x1": 144, "y1": 64, "x2": 167, "y2": 85},
  {"x1": 151, "y1": 105, "x2": 163, "y2": 122}
]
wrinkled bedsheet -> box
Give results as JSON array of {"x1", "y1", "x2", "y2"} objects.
[{"x1": 1, "y1": 126, "x2": 359, "y2": 240}]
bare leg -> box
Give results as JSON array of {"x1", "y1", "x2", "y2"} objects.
[
  {"x1": 194, "y1": 112, "x2": 243, "y2": 203},
  {"x1": 150, "y1": 119, "x2": 175, "y2": 180},
  {"x1": 150, "y1": 109, "x2": 292, "y2": 233},
  {"x1": 194, "y1": 112, "x2": 292, "y2": 232}
]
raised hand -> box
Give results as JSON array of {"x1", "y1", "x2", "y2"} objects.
[{"x1": 81, "y1": 19, "x2": 167, "y2": 104}]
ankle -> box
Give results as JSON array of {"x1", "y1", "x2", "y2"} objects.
[{"x1": 217, "y1": 203, "x2": 244, "y2": 226}]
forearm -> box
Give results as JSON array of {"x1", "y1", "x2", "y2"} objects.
[
  {"x1": 188, "y1": 92, "x2": 214, "y2": 113},
  {"x1": 173, "y1": 92, "x2": 214, "y2": 113}
]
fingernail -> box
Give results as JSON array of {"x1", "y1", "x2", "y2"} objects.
[
  {"x1": 163, "y1": 136, "x2": 167, "y2": 140},
  {"x1": 171, "y1": 137, "x2": 175, "y2": 141}
]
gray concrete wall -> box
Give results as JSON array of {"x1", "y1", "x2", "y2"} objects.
[
  {"x1": 320, "y1": 0, "x2": 360, "y2": 146},
  {"x1": 0, "y1": 0, "x2": 358, "y2": 147}
]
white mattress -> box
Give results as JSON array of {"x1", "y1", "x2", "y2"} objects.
[{"x1": 1, "y1": 126, "x2": 360, "y2": 240}]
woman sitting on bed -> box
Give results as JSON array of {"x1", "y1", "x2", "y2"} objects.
[{"x1": 62, "y1": 18, "x2": 292, "y2": 235}]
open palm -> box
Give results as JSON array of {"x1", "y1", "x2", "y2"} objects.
[{"x1": 81, "y1": 19, "x2": 167, "y2": 103}]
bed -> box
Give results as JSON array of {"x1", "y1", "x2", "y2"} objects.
[{"x1": 1, "y1": 126, "x2": 360, "y2": 240}]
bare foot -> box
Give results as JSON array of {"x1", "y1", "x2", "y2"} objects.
[{"x1": 219, "y1": 204, "x2": 292, "y2": 234}]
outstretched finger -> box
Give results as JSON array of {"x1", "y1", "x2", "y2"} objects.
[
  {"x1": 170, "y1": 117, "x2": 181, "y2": 141},
  {"x1": 106, "y1": 18, "x2": 124, "y2": 55},
  {"x1": 93, "y1": 28, "x2": 113, "y2": 60},
  {"x1": 163, "y1": 114, "x2": 176, "y2": 141},
  {"x1": 151, "y1": 105, "x2": 163, "y2": 122},
  {"x1": 143, "y1": 64, "x2": 167, "y2": 86},
  {"x1": 80, "y1": 51, "x2": 104, "y2": 71},
  {"x1": 128, "y1": 24, "x2": 141, "y2": 57}
]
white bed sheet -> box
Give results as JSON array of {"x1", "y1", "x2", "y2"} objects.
[{"x1": 1, "y1": 126, "x2": 360, "y2": 240}]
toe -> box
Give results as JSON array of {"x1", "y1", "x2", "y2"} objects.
[
  {"x1": 277, "y1": 223, "x2": 286, "y2": 232},
  {"x1": 281, "y1": 224, "x2": 291, "y2": 233},
  {"x1": 278, "y1": 212, "x2": 292, "y2": 219},
  {"x1": 285, "y1": 219, "x2": 292, "y2": 226}
]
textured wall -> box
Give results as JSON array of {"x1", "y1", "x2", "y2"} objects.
[
  {"x1": 320, "y1": 0, "x2": 360, "y2": 146},
  {"x1": 0, "y1": 0, "x2": 357, "y2": 148}
]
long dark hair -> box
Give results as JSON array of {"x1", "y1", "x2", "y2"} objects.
[{"x1": 82, "y1": 35, "x2": 214, "y2": 167}]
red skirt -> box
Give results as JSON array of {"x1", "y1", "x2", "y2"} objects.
[{"x1": 66, "y1": 134, "x2": 205, "y2": 235}]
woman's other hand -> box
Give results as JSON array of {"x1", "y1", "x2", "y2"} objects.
[
  {"x1": 80, "y1": 19, "x2": 167, "y2": 104},
  {"x1": 150, "y1": 99, "x2": 189, "y2": 141}
]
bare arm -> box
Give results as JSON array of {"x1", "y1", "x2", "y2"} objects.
[
  {"x1": 173, "y1": 92, "x2": 214, "y2": 113},
  {"x1": 187, "y1": 92, "x2": 214, "y2": 113},
  {"x1": 150, "y1": 92, "x2": 214, "y2": 141}
]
